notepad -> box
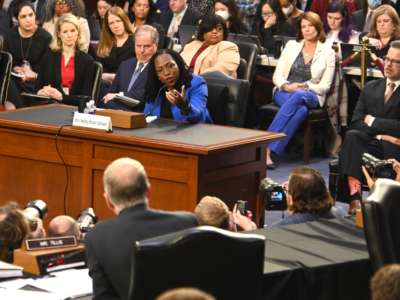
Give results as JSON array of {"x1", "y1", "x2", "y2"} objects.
[{"x1": 0, "y1": 260, "x2": 23, "y2": 278}]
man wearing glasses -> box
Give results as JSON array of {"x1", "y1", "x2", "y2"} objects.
[{"x1": 338, "y1": 40, "x2": 400, "y2": 214}]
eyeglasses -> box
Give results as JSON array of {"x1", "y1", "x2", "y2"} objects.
[{"x1": 384, "y1": 56, "x2": 400, "y2": 65}]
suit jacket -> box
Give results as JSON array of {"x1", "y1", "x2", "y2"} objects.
[
  {"x1": 351, "y1": 78, "x2": 400, "y2": 138},
  {"x1": 106, "y1": 57, "x2": 149, "y2": 111},
  {"x1": 181, "y1": 40, "x2": 240, "y2": 79},
  {"x1": 352, "y1": 9, "x2": 366, "y2": 32},
  {"x1": 159, "y1": 7, "x2": 201, "y2": 39},
  {"x1": 85, "y1": 203, "x2": 198, "y2": 300},
  {"x1": 272, "y1": 39, "x2": 336, "y2": 107},
  {"x1": 36, "y1": 50, "x2": 95, "y2": 105}
]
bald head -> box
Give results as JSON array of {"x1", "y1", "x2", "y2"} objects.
[
  {"x1": 103, "y1": 157, "x2": 150, "y2": 207},
  {"x1": 48, "y1": 215, "x2": 80, "y2": 239}
]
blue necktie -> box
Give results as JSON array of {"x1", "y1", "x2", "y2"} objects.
[{"x1": 127, "y1": 63, "x2": 144, "y2": 91}]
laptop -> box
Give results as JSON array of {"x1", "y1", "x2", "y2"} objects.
[{"x1": 340, "y1": 43, "x2": 378, "y2": 68}]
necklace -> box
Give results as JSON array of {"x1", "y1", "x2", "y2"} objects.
[{"x1": 20, "y1": 34, "x2": 33, "y2": 67}]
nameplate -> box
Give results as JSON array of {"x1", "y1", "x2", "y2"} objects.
[
  {"x1": 72, "y1": 112, "x2": 112, "y2": 131},
  {"x1": 25, "y1": 236, "x2": 78, "y2": 251}
]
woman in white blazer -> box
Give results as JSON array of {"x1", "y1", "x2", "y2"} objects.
[{"x1": 266, "y1": 11, "x2": 335, "y2": 168}]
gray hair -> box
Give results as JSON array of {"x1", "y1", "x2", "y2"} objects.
[
  {"x1": 390, "y1": 40, "x2": 400, "y2": 50},
  {"x1": 103, "y1": 158, "x2": 150, "y2": 207},
  {"x1": 134, "y1": 24, "x2": 159, "y2": 46}
]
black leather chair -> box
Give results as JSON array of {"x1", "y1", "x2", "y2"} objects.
[
  {"x1": 235, "y1": 41, "x2": 258, "y2": 83},
  {"x1": 361, "y1": 178, "x2": 400, "y2": 272},
  {"x1": 0, "y1": 51, "x2": 12, "y2": 106},
  {"x1": 91, "y1": 61, "x2": 103, "y2": 103},
  {"x1": 203, "y1": 73, "x2": 250, "y2": 127},
  {"x1": 237, "y1": 58, "x2": 248, "y2": 81},
  {"x1": 128, "y1": 226, "x2": 266, "y2": 300},
  {"x1": 206, "y1": 81, "x2": 230, "y2": 125},
  {"x1": 258, "y1": 103, "x2": 329, "y2": 164}
]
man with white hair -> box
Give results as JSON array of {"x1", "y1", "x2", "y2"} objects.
[{"x1": 85, "y1": 157, "x2": 198, "y2": 300}]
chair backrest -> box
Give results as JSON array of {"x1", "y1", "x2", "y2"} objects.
[
  {"x1": 362, "y1": 178, "x2": 400, "y2": 272},
  {"x1": 203, "y1": 73, "x2": 250, "y2": 127},
  {"x1": 237, "y1": 58, "x2": 248, "y2": 81},
  {"x1": 206, "y1": 81, "x2": 230, "y2": 125},
  {"x1": 178, "y1": 25, "x2": 197, "y2": 47},
  {"x1": 129, "y1": 226, "x2": 266, "y2": 300},
  {"x1": 235, "y1": 41, "x2": 258, "y2": 83},
  {"x1": 0, "y1": 51, "x2": 12, "y2": 105},
  {"x1": 91, "y1": 61, "x2": 103, "y2": 103}
]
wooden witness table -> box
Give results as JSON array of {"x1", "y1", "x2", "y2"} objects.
[{"x1": 0, "y1": 105, "x2": 283, "y2": 224}]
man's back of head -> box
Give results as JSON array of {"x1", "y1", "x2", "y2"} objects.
[
  {"x1": 48, "y1": 215, "x2": 81, "y2": 239},
  {"x1": 103, "y1": 157, "x2": 150, "y2": 212},
  {"x1": 195, "y1": 196, "x2": 231, "y2": 230}
]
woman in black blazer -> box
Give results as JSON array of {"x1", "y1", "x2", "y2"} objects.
[{"x1": 36, "y1": 13, "x2": 94, "y2": 105}]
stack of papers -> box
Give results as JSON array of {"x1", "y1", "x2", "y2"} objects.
[{"x1": 0, "y1": 260, "x2": 23, "y2": 278}]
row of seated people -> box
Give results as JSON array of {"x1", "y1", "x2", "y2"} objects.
[{"x1": 0, "y1": 156, "x2": 351, "y2": 299}]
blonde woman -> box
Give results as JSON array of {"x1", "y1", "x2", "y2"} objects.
[
  {"x1": 96, "y1": 6, "x2": 134, "y2": 83},
  {"x1": 42, "y1": 0, "x2": 90, "y2": 52},
  {"x1": 36, "y1": 13, "x2": 94, "y2": 105}
]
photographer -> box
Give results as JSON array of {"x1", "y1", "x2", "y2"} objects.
[
  {"x1": 0, "y1": 201, "x2": 45, "y2": 262},
  {"x1": 273, "y1": 167, "x2": 335, "y2": 226},
  {"x1": 195, "y1": 196, "x2": 257, "y2": 231},
  {"x1": 48, "y1": 215, "x2": 82, "y2": 240},
  {"x1": 362, "y1": 158, "x2": 400, "y2": 189}
]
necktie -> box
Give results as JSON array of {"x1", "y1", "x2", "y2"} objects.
[
  {"x1": 127, "y1": 63, "x2": 144, "y2": 91},
  {"x1": 363, "y1": 11, "x2": 372, "y2": 33},
  {"x1": 168, "y1": 15, "x2": 181, "y2": 37},
  {"x1": 384, "y1": 82, "x2": 396, "y2": 103}
]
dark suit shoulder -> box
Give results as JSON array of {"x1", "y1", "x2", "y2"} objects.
[
  {"x1": 120, "y1": 57, "x2": 137, "y2": 68},
  {"x1": 147, "y1": 208, "x2": 198, "y2": 226},
  {"x1": 364, "y1": 78, "x2": 385, "y2": 90},
  {"x1": 76, "y1": 50, "x2": 94, "y2": 63}
]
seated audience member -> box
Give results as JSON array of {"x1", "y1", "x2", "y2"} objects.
[
  {"x1": 156, "y1": 288, "x2": 216, "y2": 300},
  {"x1": 272, "y1": 166, "x2": 335, "y2": 226},
  {"x1": 253, "y1": 0, "x2": 296, "y2": 54},
  {"x1": 88, "y1": 0, "x2": 113, "y2": 41},
  {"x1": 180, "y1": 15, "x2": 240, "y2": 79},
  {"x1": 96, "y1": 6, "x2": 134, "y2": 84},
  {"x1": 323, "y1": 1, "x2": 360, "y2": 157},
  {"x1": 42, "y1": 0, "x2": 90, "y2": 52},
  {"x1": 338, "y1": 40, "x2": 400, "y2": 214},
  {"x1": 214, "y1": 0, "x2": 250, "y2": 34},
  {"x1": 36, "y1": 13, "x2": 95, "y2": 105},
  {"x1": 352, "y1": 0, "x2": 388, "y2": 33},
  {"x1": 366, "y1": 4, "x2": 400, "y2": 58},
  {"x1": 371, "y1": 264, "x2": 400, "y2": 300},
  {"x1": 265, "y1": 11, "x2": 335, "y2": 169},
  {"x1": 188, "y1": 0, "x2": 214, "y2": 17},
  {"x1": 3, "y1": 1, "x2": 51, "y2": 109},
  {"x1": 48, "y1": 215, "x2": 81, "y2": 240},
  {"x1": 128, "y1": 0, "x2": 165, "y2": 46},
  {"x1": 159, "y1": 0, "x2": 201, "y2": 41},
  {"x1": 144, "y1": 49, "x2": 213, "y2": 123},
  {"x1": 278, "y1": 0, "x2": 303, "y2": 31},
  {"x1": 0, "y1": 202, "x2": 45, "y2": 262},
  {"x1": 195, "y1": 196, "x2": 257, "y2": 231},
  {"x1": 311, "y1": 0, "x2": 356, "y2": 22},
  {"x1": 85, "y1": 157, "x2": 198, "y2": 300},
  {"x1": 101, "y1": 24, "x2": 158, "y2": 111}
]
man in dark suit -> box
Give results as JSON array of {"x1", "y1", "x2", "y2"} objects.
[
  {"x1": 159, "y1": 0, "x2": 201, "y2": 41},
  {"x1": 101, "y1": 25, "x2": 158, "y2": 111},
  {"x1": 338, "y1": 40, "x2": 400, "y2": 213},
  {"x1": 85, "y1": 157, "x2": 198, "y2": 300}
]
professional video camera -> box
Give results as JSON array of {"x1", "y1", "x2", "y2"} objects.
[
  {"x1": 361, "y1": 153, "x2": 396, "y2": 179},
  {"x1": 77, "y1": 208, "x2": 97, "y2": 233},
  {"x1": 259, "y1": 178, "x2": 287, "y2": 211},
  {"x1": 23, "y1": 200, "x2": 48, "y2": 231}
]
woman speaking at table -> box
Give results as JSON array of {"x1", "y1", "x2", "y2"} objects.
[
  {"x1": 265, "y1": 11, "x2": 335, "y2": 169},
  {"x1": 36, "y1": 13, "x2": 94, "y2": 105},
  {"x1": 143, "y1": 49, "x2": 212, "y2": 123}
]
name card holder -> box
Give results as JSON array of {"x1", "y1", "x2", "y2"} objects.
[
  {"x1": 72, "y1": 112, "x2": 112, "y2": 131},
  {"x1": 96, "y1": 109, "x2": 147, "y2": 129}
]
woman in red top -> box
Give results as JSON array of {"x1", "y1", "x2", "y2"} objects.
[{"x1": 36, "y1": 13, "x2": 94, "y2": 105}]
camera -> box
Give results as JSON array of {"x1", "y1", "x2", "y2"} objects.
[
  {"x1": 77, "y1": 208, "x2": 97, "y2": 233},
  {"x1": 236, "y1": 200, "x2": 248, "y2": 215},
  {"x1": 361, "y1": 153, "x2": 396, "y2": 179},
  {"x1": 23, "y1": 200, "x2": 48, "y2": 231},
  {"x1": 260, "y1": 178, "x2": 287, "y2": 211}
]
